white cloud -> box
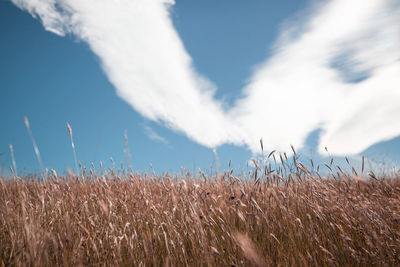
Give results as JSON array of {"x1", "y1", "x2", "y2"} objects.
[
  {"x1": 231, "y1": 0, "x2": 400, "y2": 155},
  {"x1": 12, "y1": 0, "x2": 400, "y2": 156}
]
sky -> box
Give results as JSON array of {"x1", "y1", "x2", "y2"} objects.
[{"x1": 1, "y1": 0, "x2": 399, "y2": 176}]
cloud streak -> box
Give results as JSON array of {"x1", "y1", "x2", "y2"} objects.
[
  {"x1": 12, "y1": 0, "x2": 400, "y2": 156},
  {"x1": 144, "y1": 125, "x2": 168, "y2": 145}
]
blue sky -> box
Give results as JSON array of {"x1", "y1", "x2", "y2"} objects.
[{"x1": 1, "y1": 0, "x2": 399, "y2": 176}]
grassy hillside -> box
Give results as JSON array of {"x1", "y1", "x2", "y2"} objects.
[{"x1": 1, "y1": 168, "x2": 400, "y2": 266}]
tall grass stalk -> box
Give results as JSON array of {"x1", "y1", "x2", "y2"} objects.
[
  {"x1": 24, "y1": 116, "x2": 44, "y2": 175},
  {"x1": 124, "y1": 129, "x2": 132, "y2": 172},
  {"x1": 8, "y1": 144, "x2": 17, "y2": 177},
  {"x1": 67, "y1": 122, "x2": 79, "y2": 176},
  {"x1": 212, "y1": 147, "x2": 220, "y2": 174}
]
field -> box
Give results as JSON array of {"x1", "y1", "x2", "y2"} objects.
[{"x1": 1, "y1": 161, "x2": 400, "y2": 266}]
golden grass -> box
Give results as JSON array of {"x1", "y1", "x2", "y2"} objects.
[{"x1": 1, "y1": 168, "x2": 400, "y2": 266}]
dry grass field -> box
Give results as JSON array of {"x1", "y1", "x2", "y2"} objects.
[{"x1": 1, "y1": 159, "x2": 400, "y2": 266}]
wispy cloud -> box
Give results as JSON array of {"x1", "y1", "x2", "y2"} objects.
[
  {"x1": 232, "y1": 0, "x2": 400, "y2": 155},
  {"x1": 12, "y1": 0, "x2": 400, "y2": 156},
  {"x1": 144, "y1": 125, "x2": 168, "y2": 145}
]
